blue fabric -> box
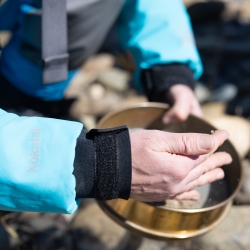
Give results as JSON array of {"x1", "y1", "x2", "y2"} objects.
[
  {"x1": 0, "y1": 0, "x2": 19, "y2": 30},
  {"x1": 117, "y1": 0, "x2": 203, "y2": 90},
  {"x1": 20, "y1": 3, "x2": 36, "y2": 13},
  {"x1": 0, "y1": 1, "x2": 77, "y2": 101},
  {"x1": 0, "y1": 109, "x2": 83, "y2": 213},
  {"x1": 0, "y1": 0, "x2": 202, "y2": 100},
  {"x1": 0, "y1": 33, "x2": 77, "y2": 100}
]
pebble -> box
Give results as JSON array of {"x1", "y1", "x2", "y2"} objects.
[
  {"x1": 71, "y1": 200, "x2": 129, "y2": 250},
  {"x1": 69, "y1": 89, "x2": 122, "y2": 117},
  {"x1": 64, "y1": 70, "x2": 97, "y2": 98},
  {"x1": 89, "y1": 83, "x2": 106, "y2": 100},
  {"x1": 83, "y1": 54, "x2": 115, "y2": 73},
  {"x1": 0, "y1": 31, "x2": 11, "y2": 48},
  {"x1": 65, "y1": 54, "x2": 115, "y2": 98},
  {"x1": 204, "y1": 114, "x2": 250, "y2": 158},
  {"x1": 98, "y1": 68, "x2": 131, "y2": 92},
  {"x1": 194, "y1": 82, "x2": 211, "y2": 103},
  {"x1": 78, "y1": 114, "x2": 97, "y2": 130}
]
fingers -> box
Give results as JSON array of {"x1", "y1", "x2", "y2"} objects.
[
  {"x1": 174, "y1": 152, "x2": 229, "y2": 200},
  {"x1": 188, "y1": 168, "x2": 225, "y2": 191},
  {"x1": 162, "y1": 84, "x2": 203, "y2": 124},
  {"x1": 159, "y1": 129, "x2": 229, "y2": 156},
  {"x1": 209, "y1": 130, "x2": 229, "y2": 154},
  {"x1": 162, "y1": 87, "x2": 191, "y2": 124},
  {"x1": 179, "y1": 151, "x2": 232, "y2": 195},
  {"x1": 174, "y1": 190, "x2": 200, "y2": 200},
  {"x1": 163, "y1": 98, "x2": 203, "y2": 124},
  {"x1": 129, "y1": 127, "x2": 231, "y2": 203},
  {"x1": 181, "y1": 151, "x2": 232, "y2": 188},
  {"x1": 173, "y1": 164, "x2": 225, "y2": 199}
]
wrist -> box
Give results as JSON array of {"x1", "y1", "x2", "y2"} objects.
[
  {"x1": 141, "y1": 64, "x2": 196, "y2": 101},
  {"x1": 73, "y1": 126, "x2": 132, "y2": 200}
]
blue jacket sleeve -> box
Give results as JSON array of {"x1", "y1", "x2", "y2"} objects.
[
  {"x1": 0, "y1": 108, "x2": 83, "y2": 214},
  {"x1": 117, "y1": 0, "x2": 203, "y2": 90}
]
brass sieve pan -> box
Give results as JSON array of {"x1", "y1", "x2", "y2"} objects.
[{"x1": 97, "y1": 102, "x2": 243, "y2": 240}]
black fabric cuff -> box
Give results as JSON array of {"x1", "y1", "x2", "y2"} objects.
[
  {"x1": 141, "y1": 64, "x2": 196, "y2": 101},
  {"x1": 73, "y1": 125, "x2": 131, "y2": 200}
]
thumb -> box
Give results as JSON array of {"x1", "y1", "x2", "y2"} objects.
[
  {"x1": 162, "y1": 90, "x2": 191, "y2": 124},
  {"x1": 170, "y1": 94, "x2": 191, "y2": 121},
  {"x1": 160, "y1": 130, "x2": 228, "y2": 156}
]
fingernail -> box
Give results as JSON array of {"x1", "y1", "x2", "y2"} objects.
[
  {"x1": 225, "y1": 156, "x2": 233, "y2": 164},
  {"x1": 216, "y1": 172, "x2": 224, "y2": 180},
  {"x1": 198, "y1": 135, "x2": 212, "y2": 150}
]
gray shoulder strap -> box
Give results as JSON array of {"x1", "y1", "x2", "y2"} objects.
[{"x1": 42, "y1": 0, "x2": 68, "y2": 84}]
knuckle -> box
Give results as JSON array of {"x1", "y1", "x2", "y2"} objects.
[
  {"x1": 175, "y1": 168, "x2": 189, "y2": 181},
  {"x1": 161, "y1": 175, "x2": 169, "y2": 184},
  {"x1": 171, "y1": 185, "x2": 181, "y2": 197},
  {"x1": 168, "y1": 187, "x2": 178, "y2": 198},
  {"x1": 189, "y1": 180, "x2": 198, "y2": 191},
  {"x1": 202, "y1": 163, "x2": 208, "y2": 174},
  {"x1": 194, "y1": 179, "x2": 199, "y2": 189},
  {"x1": 181, "y1": 135, "x2": 196, "y2": 154},
  {"x1": 181, "y1": 136, "x2": 189, "y2": 154}
]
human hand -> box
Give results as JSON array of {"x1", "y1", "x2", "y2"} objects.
[
  {"x1": 155, "y1": 84, "x2": 203, "y2": 124},
  {"x1": 129, "y1": 129, "x2": 231, "y2": 202}
]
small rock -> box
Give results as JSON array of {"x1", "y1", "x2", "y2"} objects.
[
  {"x1": 239, "y1": 0, "x2": 250, "y2": 23},
  {"x1": 89, "y1": 83, "x2": 106, "y2": 100},
  {"x1": 83, "y1": 54, "x2": 115, "y2": 73},
  {"x1": 69, "y1": 89, "x2": 123, "y2": 117},
  {"x1": 65, "y1": 54, "x2": 115, "y2": 99},
  {"x1": 27, "y1": 213, "x2": 68, "y2": 232},
  {"x1": 195, "y1": 82, "x2": 211, "y2": 103},
  {"x1": 222, "y1": 0, "x2": 250, "y2": 23},
  {"x1": 78, "y1": 114, "x2": 97, "y2": 130},
  {"x1": 202, "y1": 102, "x2": 226, "y2": 117},
  {"x1": 210, "y1": 84, "x2": 237, "y2": 102},
  {"x1": 98, "y1": 68, "x2": 131, "y2": 92},
  {"x1": 71, "y1": 200, "x2": 129, "y2": 250},
  {"x1": 0, "y1": 31, "x2": 12, "y2": 48},
  {"x1": 137, "y1": 239, "x2": 166, "y2": 250},
  {"x1": 204, "y1": 114, "x2": 250, "y2": 158},
  {"x1": 65, "y1": 70, "x2": 97, "y2": 98},
  {"x1": 234, "y1": 159, "x2": 250, "y2": 204}
]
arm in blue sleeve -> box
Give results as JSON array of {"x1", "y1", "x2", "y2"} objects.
[
  {"x1": 117, "y1": 0, "x2": 203, "y2": 90},
  {"x1": 0, "y1": 108, "x2": 83, "y2": 214},
  {"x1": 0, "y1": 109, "x2": 132, "y2": 213}
]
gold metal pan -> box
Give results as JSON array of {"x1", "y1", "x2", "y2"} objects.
[{"x1": 97, "y1": 102, "x2": 243, "y2": 240}]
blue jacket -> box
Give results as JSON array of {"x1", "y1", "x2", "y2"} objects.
[
  {"x1": 0, "y1": 0, "x2": 203, "y2": 213},
  {"x1": 0, "y1": 108, "x2": 82, "y2": 213},
  {"x1": 0, "y1": 0, "x2": 202, "y2": 100}
]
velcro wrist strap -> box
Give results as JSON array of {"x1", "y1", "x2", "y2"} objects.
[{"x1": 87, "y1": 126, "x2": 131, "y2": 200}]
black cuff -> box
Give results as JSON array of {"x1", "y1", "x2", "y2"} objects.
[
  {"x1": 141, "y1": 64, "x2": 196, "y2": 101},
  {"x1": 73, "y1": 125, "x2": 132, "y2": 200}
]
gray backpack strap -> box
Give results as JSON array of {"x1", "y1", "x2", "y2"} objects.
[{"x1": 42, "y1": 0, "x2": 68, "y2": 84}]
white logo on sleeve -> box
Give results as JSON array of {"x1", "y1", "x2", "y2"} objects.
[{"x1": 27, "y1": 128, "x2": 41, "y2": 172}]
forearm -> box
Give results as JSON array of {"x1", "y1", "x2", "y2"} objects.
[
  {"x1": 0, "y1": 109, "x2": 131, "y2": 214},
  {"x1": 117, "y1": 0, "x2": 203, "y2": 91}
]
